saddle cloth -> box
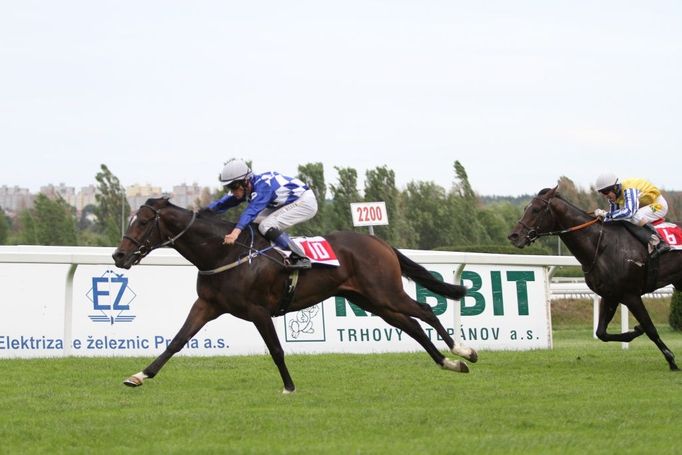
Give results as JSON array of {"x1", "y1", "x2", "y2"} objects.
[
  {"x1": 274, "y1": 236, "x2": 340, "y2": 266},
  {"x1": 653, "y1": 220, "x2": 682, "y2": 251}
]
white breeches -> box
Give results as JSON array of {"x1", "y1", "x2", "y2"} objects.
[
  {"x1": 255, "y1": 190, "x2": 318, "y2": 235},
  {"x1": 631, "y1": 195, "x2": 668, "y2": 226}
]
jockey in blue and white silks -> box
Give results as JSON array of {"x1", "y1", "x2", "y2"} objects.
[{"x1": 208, "y1": 159, "x2": 318, "y2": 269}]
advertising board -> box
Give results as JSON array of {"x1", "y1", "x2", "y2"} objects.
[{"x1": 0, "y1": 248, "x2": 552, "y2": 358}]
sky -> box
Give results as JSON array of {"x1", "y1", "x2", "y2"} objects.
[{"x1": 1, "y1": 1, "x2": 681, "y2": 197}]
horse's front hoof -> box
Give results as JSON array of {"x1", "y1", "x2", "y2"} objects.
[
  {"x1": 124, "y1": 376, "x2": 143, "y2": 387},
  {"x1": 282, "y1": 387, "x2": 296, "y2": 394},
  {"x1": 123, "y1": 372, "x2": 147, "y2": 387}
]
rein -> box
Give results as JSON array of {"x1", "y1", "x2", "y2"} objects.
[
  {"x1": 198, "y1": 225, "x2": 282, "y2": 275},
  {"x1": 123, "y1": 205, "x2": 196, "y2": 265},
  {"x1": 521, "y1": 195, "x2": 600, "y2": 243},
  {"x1": 521, "y1": 193, "x2": 604, "y2": 273},
  {"x1": 125, "y1": 206, "x2": 285, "y2": 274},
  {"x1": 532, "y1": 218, "x2": 600, "y2": 239}
]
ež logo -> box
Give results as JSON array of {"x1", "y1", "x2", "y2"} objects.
[{"x1": 86, "y1": 270, "x2": 137, "y2": 324}]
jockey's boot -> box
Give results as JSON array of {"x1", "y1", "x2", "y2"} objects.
[
  {"x1": 264, "y1": 227, "x2": 312, "y2": 270},
  {"x1": 643, "y1": 223, "x2": 671, "y2": 259}
]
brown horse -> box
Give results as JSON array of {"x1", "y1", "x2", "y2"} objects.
[
  {"x1": 112, "y1": 197, "x2": 478, "y2": 392},
  {"x1": 508, "y1": 186, "x2": 681, "y2": 370}
]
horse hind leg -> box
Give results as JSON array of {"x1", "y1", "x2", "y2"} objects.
[
  {"x1": 350, "y1": 295, "x2": 470, "y2": 373},
  {"x1": 623, "y1": 294, "x2": 679, "y2": 371},
  {"x1": 410, "y1": 299, "x2": 478, "y2": 363}
]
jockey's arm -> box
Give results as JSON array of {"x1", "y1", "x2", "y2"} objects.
[
  {"x1": 207, "y1": 194, "x2": 243, "y2": 214},
  {"x1": 608, "y1": 188, "x2": 640, "y2": 221}
]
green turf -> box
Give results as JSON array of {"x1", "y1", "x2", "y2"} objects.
[{"x1": 1, "y1": 327, "x2": 682, "y2": 454}]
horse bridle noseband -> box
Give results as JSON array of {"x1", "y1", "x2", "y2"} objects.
[
  {"x1": 123, "y1": 204, "x2": 196, "y2": 265},
  {"x1": 520, "y1": 195, "x2": 599, "y2": 244}
]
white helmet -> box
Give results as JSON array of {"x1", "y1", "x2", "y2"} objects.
[
  {"x1": 595, "y1": 173, "x2": 619, "y2": 192},
  {"x1": 219, "y1": 159, "x2": 252, "y2": 186}
]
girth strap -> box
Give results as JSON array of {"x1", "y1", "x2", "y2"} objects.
[{"x1": 276, "y1": 270, "x2": 300, "y2": 316}]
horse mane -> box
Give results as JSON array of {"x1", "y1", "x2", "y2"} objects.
[
  {"x1": 142, "y1": 197, "x2": 239, "y2": 240},
  {"x1": 538, "y1": 188, "x2": 591, "y2": 216}
]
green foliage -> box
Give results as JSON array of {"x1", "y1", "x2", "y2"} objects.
[
  {"x1": 329, "y1": 166, "x2": 360, "y2": 231},
  {"x1": 295, "y1": 162, "x2": 328, "y2": 236},
  {"x1": 363, "y1": 165, "x2": 400, "y2": 244},
  {"x1": 669, "y1": 290, "x2": 682, "y2": 331},
  {"x1": 0, "y1": 207, "x2": 9, "y2": 244},
  {"x1": 94, "y1": 164, "x2": 130, "y2": 246},
  {"x1": 16, "y1": 194, "x2": 77, "y2": 245}
]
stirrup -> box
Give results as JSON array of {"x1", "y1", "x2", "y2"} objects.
[{"x1": 285, "y1": 255, "x2": 311, "y2": 270}]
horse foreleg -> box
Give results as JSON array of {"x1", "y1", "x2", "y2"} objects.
[
  {"x1": 623, "y1": 295, "x2": 679, "y2": 371},
  {"x1": 124, "y1": 298, "x2": 219, "y2": 387},
  {"x1": 250, "y1": 308, "x2": 296, "y2": 394}
]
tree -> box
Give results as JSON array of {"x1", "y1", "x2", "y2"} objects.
[
  {"x1": 16, "y1": 194, "x2": 77, "y2": 245},
  {"x1": 296, "y1": 162, "x2": 328, "y2": 235},
  {"x1": 0, "y1": 207, "x2": 9, "y2": 244},
  {"x1": 363, "y1": 166, "x2": 402, "y2": 243},
  {"x1": 449, "y1": 161, "x2": 488, "y2": 246},
  {"x1": 403, "y1": 181, "x2": 454, "y2": 249},
  {"x1": 95, "y1": 164, "x2": 130, "y2": 245},
  {"x1": 329, "y1": 166, "x2": 361, "y2": 231},
  {"x1": 670, "y1": 290, "x2": 682, "y2": 331}
]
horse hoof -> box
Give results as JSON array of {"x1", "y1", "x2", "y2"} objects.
[
  {"x1": 282, "y1": 388, "x2": 296, "y2": 394},
  {"x1": 451, "y1": 346, "x2": 478, "y2": 363},
  {"x1": 124, "y1": 376, "x2": 143, "y2": 387},
  {"x1": 466, "y1": 348, "x2": 478, "y2": 363},
  {"x1": 123, "y1": 372, "x2": 147, "y2": 387},
  {"x1": 441, "y1": 358, "x2": 469, "y2": 373}
]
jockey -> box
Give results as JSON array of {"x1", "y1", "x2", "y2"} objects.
[
  {"x1": 593, "y1": 173, "x2": 671, "y2": 258},
  {"x1": 207, "y1": 159, "x2": 318, "y2": 270}
]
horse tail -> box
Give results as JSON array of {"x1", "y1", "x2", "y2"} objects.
[{"x1": 392, "y1": 247, "x2": 467, "y2": 300}]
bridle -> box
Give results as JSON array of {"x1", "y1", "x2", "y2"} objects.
[
  {"x1": 519, "y1": 194, "x2": 599, "y2": 244},
  {"x1": 123, "y1": 204, "x2": 197, "y2": 265}
]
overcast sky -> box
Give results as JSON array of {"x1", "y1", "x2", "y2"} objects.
[{"x1": 1, "y1": 1, "x2": 681, "y2": 196}]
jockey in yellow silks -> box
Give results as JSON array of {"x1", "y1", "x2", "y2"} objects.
[{"x1": 593, "y1": 174, "x2": 671, "y2": 258}]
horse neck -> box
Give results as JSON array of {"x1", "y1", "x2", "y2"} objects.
[
  {"x1": 169, "y1": 215, "x2": 241, "y2": 270},
  {"x1": 551, "y1": 199, "x2": 602, "y2": 266}
]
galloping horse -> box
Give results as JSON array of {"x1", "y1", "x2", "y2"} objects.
[
  {"x1": 508, "y1": 186, "x2": 681, "y2": 370},
  {"x1": 112, "y1": 197, "x2": 478, "y2": 392}
]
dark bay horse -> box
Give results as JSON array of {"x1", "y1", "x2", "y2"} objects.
[
  {"x1": 508, "y1": 186, "x2": 681, "y2": 370},
  {"x1": 112, "y1": 197, "x2": 477, "y2": 392}
]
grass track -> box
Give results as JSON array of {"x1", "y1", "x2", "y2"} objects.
[{"x1": 2, "y1": 328, "x2": 682, "y2": 454}]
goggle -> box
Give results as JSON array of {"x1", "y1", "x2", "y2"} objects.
[
  {"x1": 224, "y1": 181, "x2": 243, "y2": 191},
  {"x1": 599, "y1": 186, "x2": 615, "y2": 195}
]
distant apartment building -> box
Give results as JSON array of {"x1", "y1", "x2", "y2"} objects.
[
  {"x1": 126, "y1": 183, "x2": 164, "y2": 210},
  {"x1": 1, "y1": 182, "x2": 211, "y2": 216},
  {"x1": 172, "y1": 183, "x2": 204, "y2": 210},
  {"x1": 40, "y1": 183, "x2": 77, "y2": 208},
  {"x1": 75, "y1": 185, "x2": 98, "y2": 212},
  {"x1": 0, "y1": 185, "x2": 34, "y2": 213}
]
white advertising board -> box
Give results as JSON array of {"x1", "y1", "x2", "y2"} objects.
[{"x1": 0, "y1": 249, "x2": 551, "y2": 358}]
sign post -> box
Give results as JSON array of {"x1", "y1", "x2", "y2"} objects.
[{"x1": 350, "y1": 201, "x2": 389, "y2": 235}]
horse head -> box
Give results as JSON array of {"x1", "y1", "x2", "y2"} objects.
[
  {"x1": 508, "y1": 186, "x2": 561, "y2": 248},
  {"x1": 112, "y1": 197, "x2": 196, "y2": 269}
]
